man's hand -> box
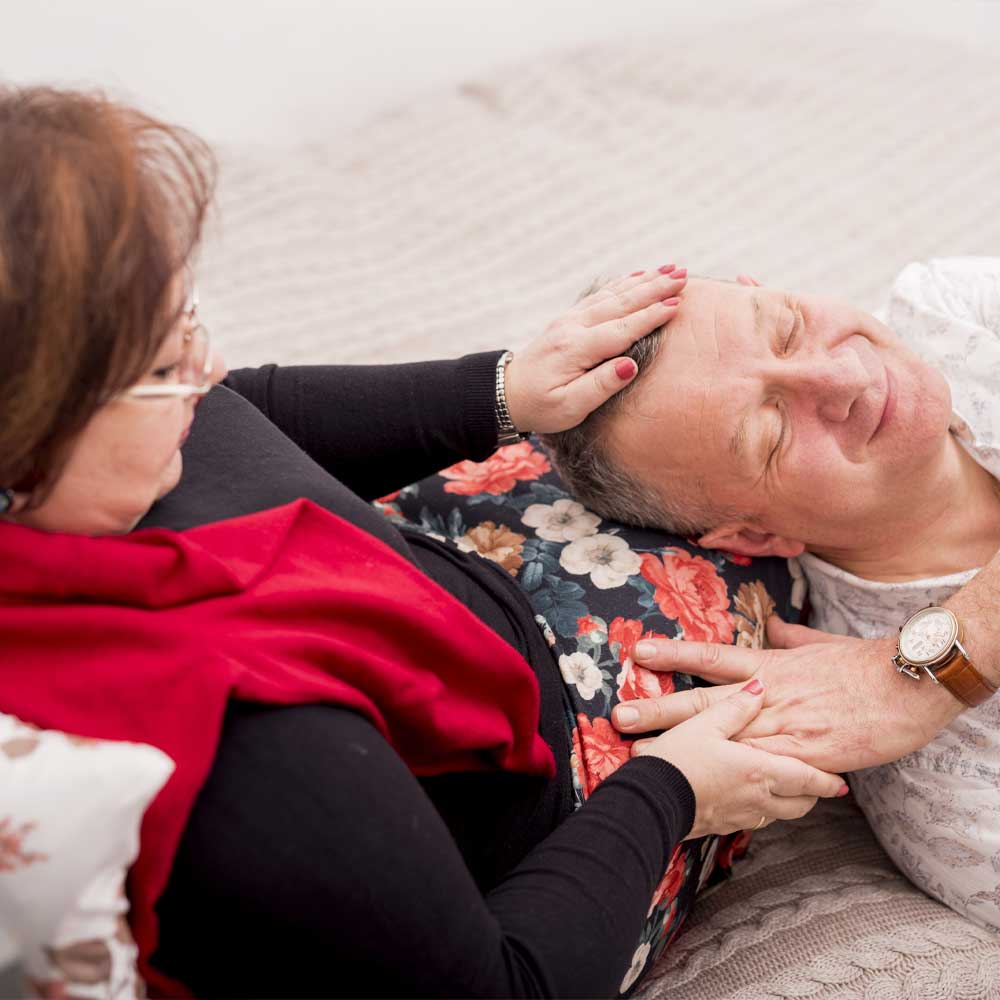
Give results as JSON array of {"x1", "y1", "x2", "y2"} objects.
[{"x1": 611, "y1": 616, "x2": 964, "y2": 773}]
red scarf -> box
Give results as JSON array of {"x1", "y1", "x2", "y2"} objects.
[{"x1": 0, "y1": 499, "x2": 554, "y2": 996}]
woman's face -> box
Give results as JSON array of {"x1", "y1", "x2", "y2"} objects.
[{"x1": 11, "y1": 287, "x2": 228, "y2": 535}]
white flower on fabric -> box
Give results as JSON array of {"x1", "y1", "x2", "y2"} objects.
[
  {"x1": 558, "y1": 652, "x2": 602, "y2": 701},
  {"x1": 521, "y1": 498, "x2": 601, "y2": 542},
  {"x1": 559, "y1": 533, "x2": 642, "y2": 589},
  {"x1": 619, "y1": 941, "x2": 651, "y2": 994}
]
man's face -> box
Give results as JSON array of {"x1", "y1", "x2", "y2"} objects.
[{"x1": 605, "y1": 277, "x2": 954, "y2": 556}]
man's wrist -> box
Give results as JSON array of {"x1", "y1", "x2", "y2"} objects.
[
  {"x1": 944, "y1": 573, "x2": 1000, "y2": 690},
  {"x1": 874, "y1": 635, "x2": 963, "y2": 753}
]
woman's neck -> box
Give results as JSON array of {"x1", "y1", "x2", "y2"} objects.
[{"x1": 812, "y1": 436, "x2": 1000, "y2": 583}]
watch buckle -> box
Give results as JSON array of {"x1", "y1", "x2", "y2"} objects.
[{"x1": 892, "y1": 653, "x2": 922, "y2": 681}]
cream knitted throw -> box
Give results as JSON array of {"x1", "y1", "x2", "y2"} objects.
[
  {"x1": 201, "y1": 5, "x2": 1000, "y2": 374},
  {"x1": 643, "y1": 798, "x2": 1000, "y2": 1000}
]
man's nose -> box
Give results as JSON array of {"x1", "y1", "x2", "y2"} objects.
[{"x1": 777, "y1": 350, "x2": 871, "y2": 422}]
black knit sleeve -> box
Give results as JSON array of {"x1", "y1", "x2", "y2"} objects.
[
  {"x1": 153, "y1": 702, "x2": 693, "y2": 999},
  {"x1": 221, "y1": 352, "x2": 503, "y2": 500}
]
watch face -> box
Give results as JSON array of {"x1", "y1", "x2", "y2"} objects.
[{"x1": 898, "y1": 607, "x2": 958, "y2": 665}]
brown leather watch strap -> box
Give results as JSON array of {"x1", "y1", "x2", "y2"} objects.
[{"x1": 935, "y1": 649, "x2": 998, "y2": 707}]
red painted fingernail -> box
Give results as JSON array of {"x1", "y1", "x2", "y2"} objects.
[
  {"x1": 657, "y1": 264, "x2": 676, "y2": 274},
  {"x1": 742, "y1": 679, "x2": 764, "y2": 695},
  {"x1": 661, "y1": 296, "x2": 680, "y2": 306},
  {"x1": 630, "y1": 270, "x2": 645, "y2": 277},
  {"x1": 615, "y1": 359, "x2": 637, "y2": 380},
  {"x1": 837, "y1": 784, "x2": 850, "y2": 797},
  {"x1": 672, "y1": 267, "x2": 688, "y2": 279}
]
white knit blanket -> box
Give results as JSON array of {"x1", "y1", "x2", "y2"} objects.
[{"x1": 200, "y1": 5, "x2": 1000, "y2": 377}]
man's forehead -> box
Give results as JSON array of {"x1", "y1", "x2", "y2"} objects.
[
  {"x1": 615, "y1": 279, "x2": 771, "y2": 458},
  {"x1": 684, "y1": 277, "x2": 795, "y2": 340}
]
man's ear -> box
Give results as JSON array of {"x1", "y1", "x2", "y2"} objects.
[
  {"x1": 698, "y1": 522, "x2": 805, "y2": 559},
  {"x1": 736, "y1": 274, "x2": 762, "y2": 287}
]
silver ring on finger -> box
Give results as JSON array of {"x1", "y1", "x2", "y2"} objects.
[{"x1": 753, "y1": 815, "x2": 768, "y2": 831}]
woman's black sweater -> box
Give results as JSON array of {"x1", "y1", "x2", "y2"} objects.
[{"x1": 142, "y1": 355, "x2": 694, "y2": 999}]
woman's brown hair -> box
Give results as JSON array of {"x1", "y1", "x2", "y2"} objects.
[{"x1": 0, "y1": 86, "x2": 216, "y2": 501}]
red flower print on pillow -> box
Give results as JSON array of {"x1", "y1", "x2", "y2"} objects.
[
  {"x1": 0, "y1": 817, "x2": 47, "y2": 871},
  {"x1": 714, "y1": 829, "x2": 752, "y2": 871},
  {"x1": 576, "y1": 714, "x2": 631, "y2": 794},
  {"x1": 648, "y1": 844, "x2": 686, "y2": 915},
  {"x1": 375, "y1": 489, "x2": 402, "y2": 503},
  {"x1": 608, "y1": 617, "x2": 674, "y2": 702},
  {"x1": 639, "y1": 551, "x2": 735, "y2": 644},
  {"x1": 440, "y1": 442, "x2": 551, "y2": 496}
]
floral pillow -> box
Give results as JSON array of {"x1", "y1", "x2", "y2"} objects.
[
  {"x1": 377, "y1": 439, "x2": 796, "y2": 994},
  {"x1": 0, "y1": 712, "x2": 174, "y2": 999}
]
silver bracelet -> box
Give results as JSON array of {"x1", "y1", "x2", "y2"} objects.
[{"x1": 495, "y1": 351, "x2": 528, "y2": 447}]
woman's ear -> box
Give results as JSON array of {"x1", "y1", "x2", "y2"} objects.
[
  {"x1": 698, "y1": 523, "x2": 805, "y2": 559},
  {"x1": 736, "y1": 274, "x2": 762, "y2": 287}
]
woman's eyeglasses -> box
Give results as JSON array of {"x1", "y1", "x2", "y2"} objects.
[{"x1": 124, "y1": 284, "x2": 214, "y2": 401}]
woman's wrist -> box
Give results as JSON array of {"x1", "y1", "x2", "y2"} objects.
[
  {"x1": 595, "y1": 754, "x2": 696, "y2": 845},
  {"x1": 494, "y1": 350, "x2": 530, "y2": 445},
  {"x1": 459, "y1": 351, "x2": 512, "y2": 457}
]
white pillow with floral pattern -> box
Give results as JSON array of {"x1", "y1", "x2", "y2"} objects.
[{"x1": 0, "y1": 712, "x2": 173, "y2": 999}]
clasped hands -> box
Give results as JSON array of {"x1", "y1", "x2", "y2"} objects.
[{"x1": 612, "y1": 616, "x2": 965, "y2": 774}]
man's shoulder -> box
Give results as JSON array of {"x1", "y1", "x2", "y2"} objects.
[{"x1": 887, "y1": 257, "x2": 1000, "y2": 331}]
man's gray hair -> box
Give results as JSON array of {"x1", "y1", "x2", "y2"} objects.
[{"x1": 540, "y1": 320, "x2": 729, "y2": 537}]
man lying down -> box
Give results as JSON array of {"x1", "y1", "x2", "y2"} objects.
[{"x1": 543, "y1": 256, "x2": 1000, "y2": 930}]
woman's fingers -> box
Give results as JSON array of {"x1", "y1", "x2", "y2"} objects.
[
  {"x1": 503, "y1": 266, "x2": 689, "y2": 435},
  {"x1": 630, "y1": 737, "x2": 657, "y2": 756},
  {"x1": 576, "y1": 266, "x2": 676, "y2": 312},
  {"x1": 557, "y1": 307, "x2": 679, "y2": 418},
  {"x1": 632, "y1": 637, "x2": 764, "y2": 683},
  {"x1": 764, "y1": 794, "x2": 820, "y2": 822},
  {"x1": 574, "y1": 269, "x2": 659, "y2": 310},
  {"x1": 577, "y1": 270, "x2": 687, "y2": 329},
  {"x1": 613, "y1": 682, "x2": 742, "y2": 733},
  {"x1": 559, "y1": 356, "x2": 641, "y2": 421},
  {"x1": 575, "y1": 298, "x2": 682, "y2": 365},
  {"x1": 763, "y1": 754, "x2": 846, "y2": 800}
]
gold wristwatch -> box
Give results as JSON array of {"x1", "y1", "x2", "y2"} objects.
[{"x1": 892, "y1": 606, "x2": 998, "y2": 707}]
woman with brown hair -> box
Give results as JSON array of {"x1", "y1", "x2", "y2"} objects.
[{"x1": 0, "y1": 86, "x2": 845, "y2": 998}]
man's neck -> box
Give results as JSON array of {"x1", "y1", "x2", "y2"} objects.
[{"x1": 811, "y1": 436, "x2": 1000, "y2": 583}]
